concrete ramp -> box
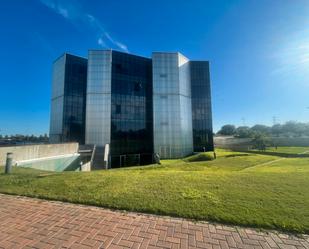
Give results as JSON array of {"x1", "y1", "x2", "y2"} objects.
[
  {"x1": 16, "y1": 154, "x2": 81, "y2": 172},
  {"x1": 0, "y1": 143, "x2": 78, "y2": 166}
]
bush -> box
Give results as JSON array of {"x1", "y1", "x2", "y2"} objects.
[
  {"x1": 217, "y1": 124, "x2": 236, "y2": 135},
  {"x1": 185, "y1": 152, "x2": 214, "y2": 162},
  {"x1": 235, "y1": 126, "x2": 253, "y2": 138},
  {"x1": 252, "y1": 133, "x2": 272, "y2": 151}
]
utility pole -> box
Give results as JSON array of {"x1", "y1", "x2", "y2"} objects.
[{"x1": 272, "y1": 116, "x2": 277, "y2": 125}]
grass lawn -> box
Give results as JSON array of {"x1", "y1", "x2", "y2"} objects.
[{"x1": 0, "y1": 147, "x2": 309, "y2": 234}]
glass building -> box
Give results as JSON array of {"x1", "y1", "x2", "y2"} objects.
[
  {"x1": 50, "y1": 53, "x2": 87, "y2": 144},
  {"x1": 152, "y1": 52, "x2": 193, "y2": 158},
  {"x1": 191, "y1": 61, "x2": 214, "y2": 151},
  {"x1": 50, "y1": 50, "x2": 213, "y2": 167},
  {"x1": 86, "y1": 50, "x2": 153, "y2": 166}
]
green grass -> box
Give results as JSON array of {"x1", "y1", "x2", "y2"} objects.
[
  {"x1": 184, "y1": 151, "x2": 214, "y2": 162},
  {"x1": 0, "y1": 147, "x2": 309, "y2": 234},
  {"x1": 263, "y1": 147, "x2": 309, "y2": 154}
]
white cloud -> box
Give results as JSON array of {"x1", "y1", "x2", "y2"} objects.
[
  {"x1": 104, "y1": 32, "x2": 129, "y2": 53},
  {"x1": 114, "y1": 41, "x2": 129, "y2": 53},
  {"x1": 272, "y1": 39, "x2": 309, "y2": 76},
  {"x1": 39, "y1": 0, "x2": 129, "y2": 52},
  {"x1": 39, "y1": 0, "x2": 71, "y2": 19},
  {"x1": 97, "y1": 37, "x2": 106, "y2": 47},
  {"x1": 58, "y1": 7, "x2": 69, "y2": 18}
]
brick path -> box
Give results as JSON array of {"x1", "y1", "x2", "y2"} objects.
[{"x1": 0, "y1": 194, "x2": 308, "y2": 249}]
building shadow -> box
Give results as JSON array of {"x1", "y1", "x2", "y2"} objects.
[{"x1": 245, "y1": 150, "x2": 309, "y2": 158}]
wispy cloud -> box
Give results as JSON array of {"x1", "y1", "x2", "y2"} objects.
[
  {"x1": 39, "y1": 0, "x2": 73, "y2": 19},
  {"x1": 104, "y1": 32, "x2": 129, "y2": 53},
  {"x1": 271, "y1": 30, "x2": 309, "y2": 78},
  {"x1": 39, "y1": 0, "x2": 129, "y2": 52}
]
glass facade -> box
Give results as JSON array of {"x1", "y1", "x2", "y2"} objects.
[
  {"x1": 110, "y1": 51, "x2": 153, "y2": 166},
  {"x1": 86, "y1": 50, "x2": 153, "y2": 167},
  {"x1": 50, "y1": 50, "x2": 214, "y2": 167},
  {"x1": 190, "y1": 61, "x2": 214, "y2": 151},
  {"x1": 152, "y1": 52, "x2": 193, "y2": 158},
  {"x1": 86, "y1": 50, "x2": 112, "y2": 146},
  {"x1": 50, "y1": 54, "x2": 87, "y2": 144},
  {"x1": 50, "y1": 55, "x2": 65, "y2": 143}
]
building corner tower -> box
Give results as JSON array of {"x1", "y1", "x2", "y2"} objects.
[
  {"x1": 49, "y1": 53, "x2": 87, "y2": 144},
  {"x1": 190, "y1": 61, "x2": 214, "y2": 151},
  {"x1": 152, "y1": 52, "x2": 193, "y2": 158}
]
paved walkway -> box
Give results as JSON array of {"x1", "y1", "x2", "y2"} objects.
[{"x1": 0, "y1": 194, "x2": 308, "y2": 249}]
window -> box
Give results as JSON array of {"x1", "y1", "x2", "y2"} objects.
[
  {"x1": 116, "y1": 104, "x2": 121, "y2": 114},
  {"x1": 134, "y1": 82, "x2": 142, "y2": 92}
]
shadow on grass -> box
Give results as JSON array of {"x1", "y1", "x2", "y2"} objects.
[
  {"x1": 224, "y1": 153, "x2": 252, "y2": 158},
  {"x1": 246, "y1": 151, "x2": 309, "y2": 158}
]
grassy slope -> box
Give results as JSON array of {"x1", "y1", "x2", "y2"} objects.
[{"x1": 0, "y1": 147, "x2": 308, "y2": 233}]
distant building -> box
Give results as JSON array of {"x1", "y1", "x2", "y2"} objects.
[{"x1": 50, "y1": 50, "x2": 213, "y2": 167}]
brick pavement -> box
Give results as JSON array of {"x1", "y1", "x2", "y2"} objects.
[{"x1": 0, "y1": 194, "x2": 308, "y2": 249}]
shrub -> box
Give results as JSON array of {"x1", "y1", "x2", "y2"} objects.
[
  {"x1": 252, "y1": 133, "x2": 272, "y2": 151},
  {"x1": 185, "y1": 152, "x2": 214, "y2": 162},
  {"x1": 217, "y1": 124, "x2": 236, "y2": 135}
]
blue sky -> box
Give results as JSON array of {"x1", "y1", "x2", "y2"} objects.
[{"x1": 0, "y1": 0, "x2": 309, "y2": 135}]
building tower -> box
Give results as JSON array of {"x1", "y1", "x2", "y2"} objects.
[
  {"x1": 152, "y1": 52, "x2": 193, "y2": 158},
  {"x1": 190, "y1": 61, "x2": 214, "y2": 151},
  {"x1": 49, "y1": 53, "x2": 87, "y2": 144},
  {"x1": 86, "y1": 50, "x2": 153, "y2": 166}
]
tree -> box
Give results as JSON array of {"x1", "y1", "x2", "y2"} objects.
[
  {"x1": 217, "y1": 125, "x2": 236, "y2": 135},
  {"x1": 271, "y1": 124, "x2": 282, "y2": 137},
  {"x1": 281, "y1": 121, "x2": 307, "y2": 137},
  {"x1": 217, "y1": 121, "x2": 309, "y2": 138},
  {"x1": 235, "y1": 126, "x2": 252, "y2": 138},
  {"x1": 250, "y1": 124, "x2": 270, "y2": 135},
  {"x1": 252, "y1": 133, "x2": 272, "y2": 151}
]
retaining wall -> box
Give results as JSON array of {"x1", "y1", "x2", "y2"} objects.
[
  {"x1": 214, "y1": 136, "x2": 309, "y2": 150},
  {"x1": 0, "y1": 143, "x2": 79, "y2": 166}
]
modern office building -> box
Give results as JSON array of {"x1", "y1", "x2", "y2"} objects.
[
  {"x1": 86, "y1": 50, "x2": 153, "y2": 166},
  {"x1": 191, "y1": 61, "x2": 214, "y2": 151},
  {"x1": 50, "y1": 53, "x2": 87, "y2": 144},
  {"x1": 50, "y1": 50, "x2": 213, "y2": 168},
  {"x1": 152, "y1": 52, "x2": 193, "y2": 158}
]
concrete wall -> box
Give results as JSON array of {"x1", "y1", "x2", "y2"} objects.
[
  {"x1": 272, "y1": 137, "x2": 309, "y2": 147},
  {"x1": 0, "y1": 143, "x2": 79, "y2": 166},
  {"x1": 214, "y1": 136, "x2": 252, "y2": 150},
  {"x1": 214, "y1": 136, "x2": 309, "y2": 150},
  {"x1": 81, "y1": 161, "x2": 91, "y2": 171}
]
